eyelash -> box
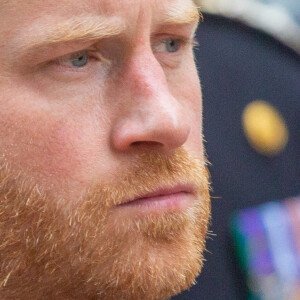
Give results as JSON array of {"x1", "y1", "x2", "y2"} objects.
[
  {"x1": 52, "y1": 50, "x2": 101, "y2": 70},
  {"x1": 152, "y1": 36, "x2": 196, "y2": 57}
]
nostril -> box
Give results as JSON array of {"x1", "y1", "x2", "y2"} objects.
[{"x1": 131, "y1": 141, "x2": 163, "y2": 147}]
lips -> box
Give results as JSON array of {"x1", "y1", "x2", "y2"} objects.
[{"x1": 117, "y1": 185, "x2": 195, "y2": 212}]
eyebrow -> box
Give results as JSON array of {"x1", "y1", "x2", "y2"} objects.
[
  {"x1": 161, "y1": 1, "x2": 202, "y2": 25},
  {"x1": 19, "y1": 15, "x2": 125, "y2": 54}
]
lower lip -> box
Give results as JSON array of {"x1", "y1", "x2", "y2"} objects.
[{"x1": 117, "y1": 192, "x2": 193, "y2": 214}]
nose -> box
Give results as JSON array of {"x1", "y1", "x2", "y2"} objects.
[{"x1": 111, "y1": 50, "x2": 191, "y2": 153}]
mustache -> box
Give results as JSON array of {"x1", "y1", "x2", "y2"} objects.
[{"x1": 83, "y1": 147, "x2": 210, "y2": 209}]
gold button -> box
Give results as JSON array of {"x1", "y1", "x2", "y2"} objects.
[{"x1": 242, "y1": 100, "x2": 289, "y2": 156}]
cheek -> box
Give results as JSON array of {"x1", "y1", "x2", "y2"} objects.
[
  {"x1": 33, "y1": 121, "x2": 90, "y2": 180},
  {"x1": 0, "y1": 105, "x2": 107, "y2": 189},
  {"x1": 186, "y1": 86, "x2": 204, "y2": 157}
]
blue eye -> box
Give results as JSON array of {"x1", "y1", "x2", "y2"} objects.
[
  {"x1": 54, "y1": 50, "x2": 107, "y2": 71},
  {"x1": 164, "y1": 39, "x2": 180, "y2": 53},
  {"x1": 71, "y1": 53, "x2": 89, "y2": 68},
  {"x1": 153, "y1": 38, "x2": 181, "y2": 54}
]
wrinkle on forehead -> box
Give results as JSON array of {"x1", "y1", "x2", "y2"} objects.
[{"x1": 0, "y1": 0, "x2": 200, "y2": 14}]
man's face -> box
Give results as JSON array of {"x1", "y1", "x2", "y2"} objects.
[{"x1": 0, "y1": 0, "x2": 210, "y2": 299}]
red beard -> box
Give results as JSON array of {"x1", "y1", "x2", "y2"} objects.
[{"x1": 0, "y1": 148, "x2": 211, "y2": 299}]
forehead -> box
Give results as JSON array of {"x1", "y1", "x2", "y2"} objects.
[
  {"x1": 0, "y1": 0, "x2": 199, "y2": 57},
  {"x1": 0, "y1": 0, "x2": 197, "y2": 22}
]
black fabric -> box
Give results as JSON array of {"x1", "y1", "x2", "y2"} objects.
[{"x1": 173, "y1": 14, "x2": 300, "y2": 300}]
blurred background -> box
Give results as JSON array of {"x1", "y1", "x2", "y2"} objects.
[{"x1": 174, "y1": 0, "x2": 300, "y2": 299}]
